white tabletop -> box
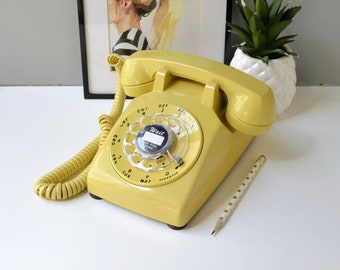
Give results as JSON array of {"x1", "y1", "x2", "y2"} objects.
[{"x1": 1, "y1": 86, "x2": 339, "y2": 270}]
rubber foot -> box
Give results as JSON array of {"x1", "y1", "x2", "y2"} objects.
[
  {"x1": 167, "y1": 223, "x2": 187, "y2": 230},
  {"x1": 89, "y1": 193, "x2": 102, "y2": 200}
]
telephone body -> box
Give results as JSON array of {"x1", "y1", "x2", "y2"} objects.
[{"x1": 87, "y1": 50, "x2": 275, "y2": 229}]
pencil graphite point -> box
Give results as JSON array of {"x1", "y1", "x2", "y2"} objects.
[{"x1": 211, "y1": 217, "x2": 224, "y2": 236}]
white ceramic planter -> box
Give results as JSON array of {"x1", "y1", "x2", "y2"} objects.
[{"x1": 230, "y1": 48, "x2": 297, "y2": 115}]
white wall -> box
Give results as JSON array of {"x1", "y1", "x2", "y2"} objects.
[
  {"x1": 0, "y1": 0, "x2": 82, "y2": 85},
  {"x1": 0, "y1": 0, "x2": 339, "y2": 86},
  {"x1": 292, "y1": 0, "x2": 340, "y2": 85}
]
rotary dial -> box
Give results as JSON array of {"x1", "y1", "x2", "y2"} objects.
[{"x1": 109, "y1": 103, "x2": 202, "y2": 187}]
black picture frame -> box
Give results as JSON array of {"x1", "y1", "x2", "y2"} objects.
[{"x1": 77, "y1": 0, "x2": 233, "y2": 99}]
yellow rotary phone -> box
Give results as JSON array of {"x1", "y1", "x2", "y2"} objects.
[{"x1": 34, "y1": 50, "x2": 275, "y2": 229}]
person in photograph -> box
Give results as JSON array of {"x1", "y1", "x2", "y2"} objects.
[{"x1": 108, "y1": 0, "x2": 183, "y2": 58}]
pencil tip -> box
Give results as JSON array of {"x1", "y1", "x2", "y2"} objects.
[{"x1": 211, "y1": 230, "x2": 216, "y2": 235}]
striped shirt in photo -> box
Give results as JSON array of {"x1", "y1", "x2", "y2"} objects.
[{"x1": 112, "y1": 28, "x2": 150, "y2": 58}]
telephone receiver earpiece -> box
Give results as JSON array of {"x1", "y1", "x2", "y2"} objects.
[{"x1": 117, "y1": 50, "x2": 275, "y2": 135}]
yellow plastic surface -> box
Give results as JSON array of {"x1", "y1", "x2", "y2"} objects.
[
  {"x1": 121, "y1": 50, "x2": 276, "y2": 135},
  {"x1": 87, "y1": 51, "x2": 276, "y2": 228}
]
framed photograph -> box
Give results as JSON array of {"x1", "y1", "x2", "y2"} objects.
[{"x1": 77, "y1": 0, "x2": 233, "y2": 99}]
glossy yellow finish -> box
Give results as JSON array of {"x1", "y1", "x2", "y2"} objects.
[
  {"x1": 121, "y1": 50, "x2": 275, "y2": 135},
  {"x1": 87, "y1": 51, "x2": 275, "y2": 228}
]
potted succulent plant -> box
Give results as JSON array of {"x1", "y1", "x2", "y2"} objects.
[{"x1": 229, "y1": 0, "x2": 302, "y2": 115}]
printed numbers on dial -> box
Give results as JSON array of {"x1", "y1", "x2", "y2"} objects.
[{"x1": 109, "y1": 103, "x2": 203, "y2": 187}]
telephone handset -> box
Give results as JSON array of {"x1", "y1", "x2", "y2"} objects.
[
  {"x1": 87, "y1": 51, "x2": 275, "y2": 229},
  {"x1": 120, "y1": 50, "x2": 275, "y2": 135},
  {"x1": 33, "y1": 50, "x2": 275, "y2": 229}
]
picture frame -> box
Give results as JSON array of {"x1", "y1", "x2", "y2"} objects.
[{"x1": 77, "y1": 0, "x2": 233, "y2": 99}]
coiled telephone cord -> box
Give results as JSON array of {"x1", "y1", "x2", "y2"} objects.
[{"x1": 33, "y1": 54, "x2": 126, "y2": 200}]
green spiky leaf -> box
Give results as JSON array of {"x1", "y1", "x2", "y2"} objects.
[
  {"x1": 282, "y1": 6, "x2": 302, "y2": 20},
  {"x1": 267, "y1": 35, "x2": 297, "y2": 50},
  {"x1": 252, "y1": 13, "x2": 266, "y2": 33},
  {"x1": 255, "y1": 0, "x2": 269, "y2": 24},
  {"x1": 229, "y1": 24, "x2": 254, "y2": 47},
  {"x1": 267, "y1": 4, "x2": 288, "y2": 28},
  {"x1": 267, "y1": 20, "x2": 292, "y2": 42},
  {"x1": 252, "y1": 30, "x2": 267, "y2": 49},
  {"x1": 237, "y1": 0, "x2": 254, "y2": 25},
  {"x1": 260, "y1": 48, "x2": 290, "y2": 57},
  {"x1": 269, "y1": 0, "x2": 282, "y2": 19}
]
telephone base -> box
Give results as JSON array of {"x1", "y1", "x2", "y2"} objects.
[
  {"x1": 87, "y1": 82, "x2": 257, "y2": 228},
  {"x1": 86, "y1": 57, "x2": 269, "y2": 228}
]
